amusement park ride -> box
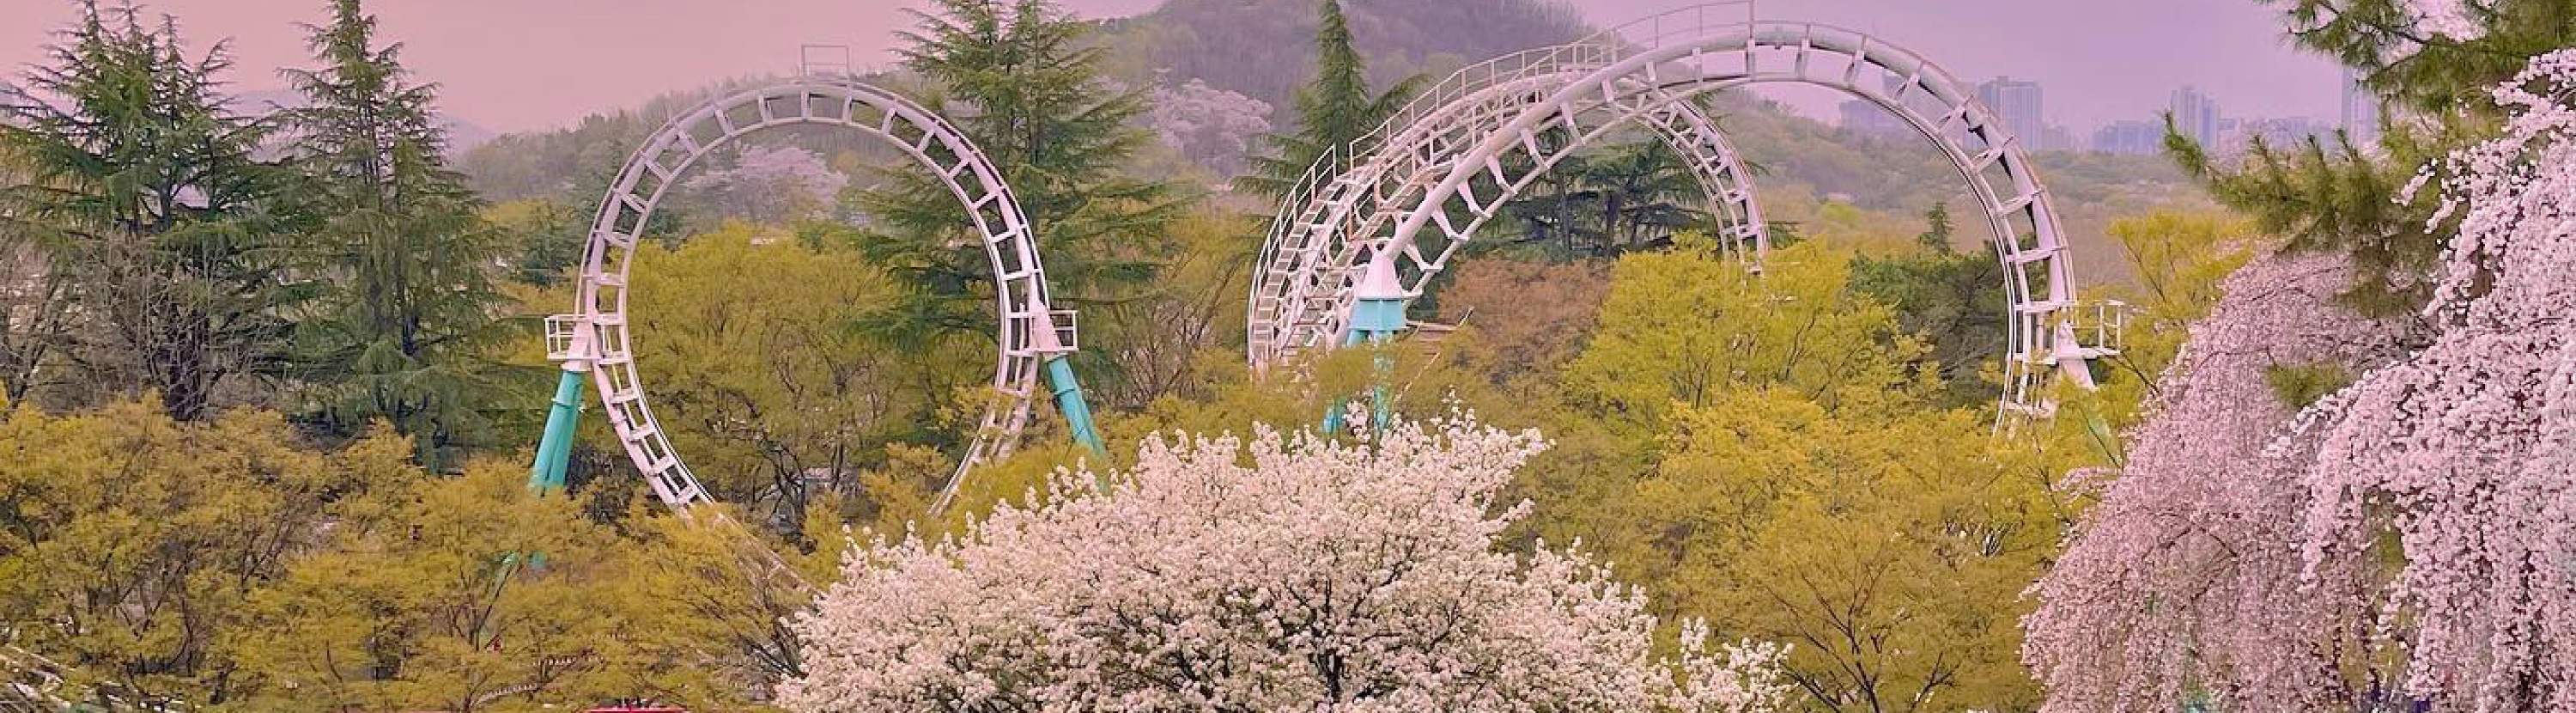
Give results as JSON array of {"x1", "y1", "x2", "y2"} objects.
[
  {"x1": 527, "y1": 3, "x2": 2124, "y2": 517},
  {"x1": 0, "y1": 4, "x2": 2137, "y2": 711}
]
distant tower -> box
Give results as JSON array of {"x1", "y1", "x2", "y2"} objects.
[
  {"x1": 2341, "y1": 67, "x2": 2383, "y2": 145},
  {"x1": 1976, "y1": 76, "x2": 2046, "y2": 143},
  {"x1": 2169, "y1": 86, "x2": 2222, "y2": 147},
  {"x1": 1838, "y1": 99, "x2": 1911, "y2": 138}
]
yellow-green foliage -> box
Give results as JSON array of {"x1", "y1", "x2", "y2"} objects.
[
  {"x1": 1562, "y1": 236, "x2": 1917, "y2": 432},
  {"x1": 617, "y1": 225, "x2": 981, "y2": 520},
  {"x1": 1573, "y1": 388, "x2": 2061, "y2": 712},
  {"x1": 1503, "y1": 229, "x2": 2160, "y2": 711},
  {"x1": 0, "y1": 401, "x2": 790, "y2": 710},
  {"x1": 0, "y1": 403, "x2": 410, "y2": 704}
]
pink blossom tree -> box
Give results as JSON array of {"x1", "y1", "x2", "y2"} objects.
[
  {"x1": 2023, "y1": 251, "x2": 2411, "y2": 712},
  {"x1": 685, "y1": 144, "x2": 849, "y2": 225},
  {"x1": 2029, "y1": 49, "x2": 2576, "y2": 712},
  {"x1": 781, "y1": 414, "x2": 1789, "y2": 713},
  {"x1": 1148, "y1": 78, "x2": 1273, "y2": 180}
]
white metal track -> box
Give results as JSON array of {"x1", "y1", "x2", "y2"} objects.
[
  {"x1": 1249, "y1": 9, "x2": 2098, "y2": 423},
  {"x1": 562, "y1": 78, "x2": 1058, "y2": 509}
]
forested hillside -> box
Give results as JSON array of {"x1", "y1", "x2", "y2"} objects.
[{"x1": 1093, "y1": 0, "x2": 1588, "y2": 116}]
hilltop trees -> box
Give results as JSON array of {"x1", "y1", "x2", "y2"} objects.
[
  {"x1": 283, "y1": 0, "x2": 518, "y2": 469},
  {"x1": 1237, "y1": 0, "x2": 1425, "y2": 198},
  {"x1": 857, "y1": 0, "x2": 1179, "y2": 338},
  {"x1": 0, "y1": 2, "x2": 301, "y2": 419}
]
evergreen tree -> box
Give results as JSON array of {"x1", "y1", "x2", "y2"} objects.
[
  {"x1": 0, "y1": 1, "x2": 302, "y2": 420},
  {"x1": 1919, "y1": 199, "x2": 1953, "y2": 249},
  {"x1": 1850, "y1": 201, "x2": 2007, "y2": 408},
  {"x1": 856, "y1": 0, "x2": 1179, "y2": 344},
  {"x1": 1236, "y1": 0, "x2": 1425, "y2": 199},
  {"x1": 2173, "y1": 0, "x2": 2567, "y2": 315},
  {"x1": 283, "y1": 0, "x2": 516, "y2": 469}
]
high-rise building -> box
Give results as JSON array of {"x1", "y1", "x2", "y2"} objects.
[
  {"x1": 2039, "y1": 125, "x2": 2078, "y2": 153},
  {"x1": 2169, "y1": 85, "x2": 2223, "y2": 147},
  {"x1": 2091, "y1": 120, "x2": 2166, "y2": 155},
  {"x1": 2341, "y1": 67, "x2": 2383, "y2": 145},
  {"x1": 1976, "y1": 76, "x2": 2046, "y2": 143},
  {"x1": 1838, "y1": 99, "x2": 1911, "y2": 139}
]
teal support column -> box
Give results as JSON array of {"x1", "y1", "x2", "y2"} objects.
[
  {"x1": 1325, "y1": 259, "x2": 1412, "y2": 436},
  {"x1": 1042, "y1": 355, "x2": 1107, "y2": 456},
  {"x1": 529, "y1": 368, "x2": 586, "y2": 495},
  {"x1": 1024, "y1": 300, "x2": 1107, "y2": 458}
]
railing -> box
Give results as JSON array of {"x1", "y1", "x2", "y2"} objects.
[
  {"x1": 2071, "y1": 299, "x2": 2129, "y2": 357},
  {"x1": 543, "y1": 314, "x2": 589, "y2": 362},
  {"x1": 1006, "y1": 309, "x2": 1080, "y2": 356}
]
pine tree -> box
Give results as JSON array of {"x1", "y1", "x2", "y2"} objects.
[
  {"x1": 0, "y1": 1, "x2": 301, "y2": 420},
  {"x1": 855, "y1": 0, "x2": 1179, "y2": 344},
  {"x1": 2174, "y1": 0, "x2": 2567, "y2": 315},
  {"x1": 1236, "y1": 0, "x2": 1425, "y2": 199},
  {"x1": 283, "y1": 0, "x2": 516, "y2": 469},
  {"x1": 1918, "y1": 200, "x2": 1953, "y2": 250}
]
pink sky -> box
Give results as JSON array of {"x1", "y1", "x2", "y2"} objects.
[{"x1": 1, "y1": 0, "x2": 2341, "y2": 133}]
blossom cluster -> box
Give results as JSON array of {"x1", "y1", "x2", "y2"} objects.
[
  {"x1": 780, "y1": 415, "x2": 1789, "y2": 713},
  {"x1": 1148, "y1": 78, "x2": 1273, "y2": 179},
  {"x1": 2029, "y1": 49, "x2": 2576, "y2": 712}
]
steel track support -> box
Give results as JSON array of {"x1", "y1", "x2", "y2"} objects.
[
  {"x1": 528, "y1": 369, "x2": 586, "y2": 494},
  {"x1": 1322, "y1": 259, "x2": 1409, "y2": 435},
  {"x1": 1025, "y1": 301, "x2": 1106, "y2": 457},
  {"x1": 531, "y1": 323, "x2": 592, "y2": 495}
]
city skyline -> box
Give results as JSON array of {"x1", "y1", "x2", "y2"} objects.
[{"x1": 1841, "y1": 74, "x2": 2366, "y2": 157}]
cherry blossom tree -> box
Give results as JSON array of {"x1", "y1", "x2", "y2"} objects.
[
  {"x1": 2023, "y1": 251, "x2": 2411, "y2": 713},
  {"x1": 2029, "y1": 48, "x2": 2576, "y2": 713},
  {"x1": 2293, "y1": 47, "x2": 2576, "y2": 710},
  {"x1": 684, "y1": 144, "x2": 848, "y2": 225},
  {"x1": 1148, "y1": 78, "x2": 1273, "y2": 180},
  {"x1": 781, "y1": 414, "x2": 1790, "y2": 713}
]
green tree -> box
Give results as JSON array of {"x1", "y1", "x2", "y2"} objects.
[
  {"x1": 224, "y1": 466, "x2": 760, "y2": 712},
  {"x1": 0, "y1": 144, "x2": 76, "y2": 407},
  {"x1": 283, "y1": 0, "x2": 519, "y2": 469},
  {"x1": 618, "y1": 226, "x2": 962, "y2": 534},
  {"x1": 1494, "y1": 137, "x2": 1713, "y2": 259},
  {"x1": 0, "y1": 2, "x2": 302, "y2": 420},
  {"x1": 2176, "y1": 0, "x2": 2570, "y2": 314},
  {"x1": 856, "y1": 0, "x2": 1179, "y2": 341},
  {"x1": 1849, "y1": 202, "x2": 2007, "y2": 408},
  {"x1": 485, "y1": 197, "x2": 586, "y2": 288},
  {"x1": 1597, "y1": 388, "x2": 2057, "y2": 713},
  {"x1": 2098, "y1": 210, "x2": 2255, "y2": 395},
  {"x1": 0, "y1": 401, "x2": 414, "y2": 708},
  {"x1": 1560, "y1": 235, "x2": 1914, "y2": 433},
  {"x1": 1236, "y1": 0, "x2": 1425, "y2": 198}
]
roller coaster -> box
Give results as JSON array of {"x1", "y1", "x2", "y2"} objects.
[{"x1": 529, "y1": 2, "x2": 2123, "y2": 515}]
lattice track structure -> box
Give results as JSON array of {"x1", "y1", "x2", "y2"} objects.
[
  {"x1": 1249, "y1": 5, "x2": 2122, "y2": 421},
  {"x1": 547, "y1": 77, "x2": 1078, "y2": 509},
  {"x1": 1249, "y1": 47, "x2": 1770, "y2": 358}
]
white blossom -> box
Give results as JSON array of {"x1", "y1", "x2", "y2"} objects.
[{"x1": 781, "y1": 414, "x2": 1789, "y2": 713}]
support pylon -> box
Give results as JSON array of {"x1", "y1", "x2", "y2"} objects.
[
  {"x1": 530, "y1": 320, "x2": 591, "y2": 495},
  {"x1": 1028, "y1": 298, "x2": 1108, "y2": 458},
  {"x1": 1324, "y1": 259, "x2": 1410, "y2": 436}
]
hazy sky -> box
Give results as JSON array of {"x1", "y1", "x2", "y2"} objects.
[{"x1": 0, "y1": 0, "x2": 2344, "y2": 134}]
